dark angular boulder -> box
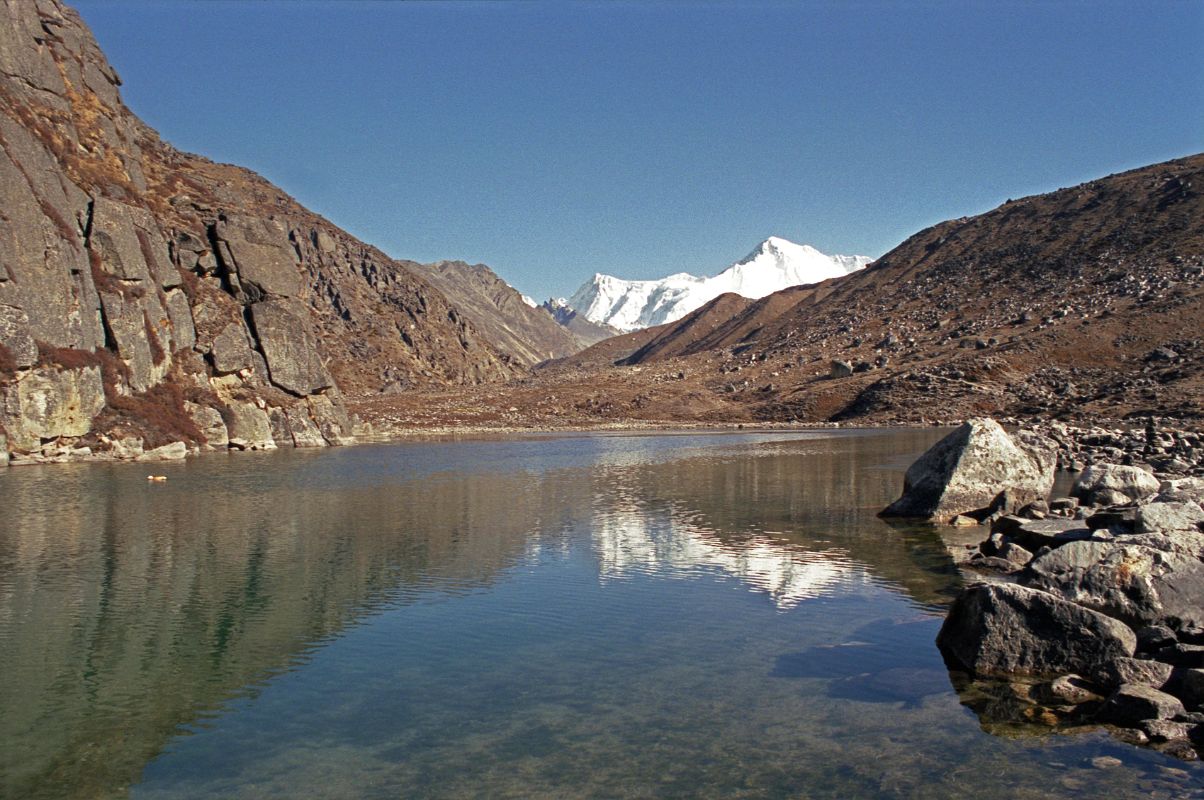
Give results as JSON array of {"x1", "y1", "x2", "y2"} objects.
[
  {"x1": 1091, "y1": 657, "x2": 1174, "y2": 691},
  {"x1": 936, "y1": 583, "x2": 1136, "y2": 678},
  {"x1": 1098, "y1": 684, "x2": 1186, "y2": 726}
]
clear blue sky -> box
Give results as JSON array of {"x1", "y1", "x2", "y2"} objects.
[{"x1": 73, "y1": 0, "x2": 1203, "y2": 301}]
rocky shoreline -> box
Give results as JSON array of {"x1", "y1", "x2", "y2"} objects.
[{"x1": 883, "y1": 417, "x2": 1204, "y2": 760}]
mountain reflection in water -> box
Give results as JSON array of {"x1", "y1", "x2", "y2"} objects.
[{"x1": 1, "y1": 429, "x2": 1199, "y2": 799}]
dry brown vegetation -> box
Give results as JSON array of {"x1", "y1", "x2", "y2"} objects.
[
  {"x1": 96, "y1": 380, "x2": 203, "y2": 448},
  {"x1": 36, "y1": 341, "x2": 101, "y2": 371},
  {"x1": 143, "y1": 309, "x2": 166, "y2": 365},
  {"x1": 0, "y1": 342, "x2": 17, "y2": 375}
]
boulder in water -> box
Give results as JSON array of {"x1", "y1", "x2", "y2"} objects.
[{"x1": 881, "y1": 418, "x2": 1055, "y2": 523}]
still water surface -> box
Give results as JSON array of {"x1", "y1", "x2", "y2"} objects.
[{"x1": 1, "y1": 429, "x2": 1202, "y2": 798}]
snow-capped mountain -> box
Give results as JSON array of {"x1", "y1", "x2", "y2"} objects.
[{"x1": 565, "y1": 237, "x2": 871, "y2": 332}]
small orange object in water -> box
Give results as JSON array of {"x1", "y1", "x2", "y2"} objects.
[{"x1": 146, "y1": 475, "x2": 167, "y2": 482}]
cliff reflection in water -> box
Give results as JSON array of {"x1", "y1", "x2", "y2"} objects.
[
  {"x1": 0, "y1": 428, "x2": 953, "y2": 799},
  {"x1": 0, "y1": 450, "x2": 558, "y2": 799}
]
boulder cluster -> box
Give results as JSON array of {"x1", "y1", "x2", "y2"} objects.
[
  {"x1": 884, "y1": 419, "x2": 1204, "y2": 760},
  {"x1": 1036, "y1": 418, "x2": 1204, "y2": 478}
]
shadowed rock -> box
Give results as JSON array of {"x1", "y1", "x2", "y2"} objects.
[
  {"x1": 1091, "y1": 657, "x2": 1174, "y2": 691},
  {"x1": 937, "y1": 583, "x2": 1136, "y2": 678},
  {"x1": 1099, "y1": 684, "x2": 1185, "y2": 726}
]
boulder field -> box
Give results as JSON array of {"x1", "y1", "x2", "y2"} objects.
[{"x1": 885, "y1": 418, "x2": 1204, "y2": 760}]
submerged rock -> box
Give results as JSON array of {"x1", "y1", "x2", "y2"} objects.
[
  {"x1": 881, "y1": 418, "x2": 1055, "y2": 523},
  {"x1": 936, "y1": 583, "x2": 1136, "y2": 678}
]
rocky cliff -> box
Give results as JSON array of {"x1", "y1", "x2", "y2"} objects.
[{"x1": 0, "y1": 0, "x2": 521, "y2": 464}]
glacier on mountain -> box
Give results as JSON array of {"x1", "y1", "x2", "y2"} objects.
[{"x1": 564, "y1": 237, "x2": 871, "y2": 332}]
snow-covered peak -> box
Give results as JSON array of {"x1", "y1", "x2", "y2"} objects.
[
  {"x1": 563, "y1": 237, "x2": 870, "y2": 332},
  {"x1": 520, "y1": 294, "x2": 537, "y2": 308}
]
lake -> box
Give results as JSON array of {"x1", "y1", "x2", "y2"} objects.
[{"x1": 1, "y1": 428, "x2": 1201, "y2": 798}]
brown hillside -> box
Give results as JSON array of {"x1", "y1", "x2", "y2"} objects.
[{"x1": 357, "y1": 153, "x2": 1204, "y2": 431}]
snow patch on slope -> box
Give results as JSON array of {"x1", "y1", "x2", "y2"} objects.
[{"x1": 566, "y1": 237, "x2": 870, "y2": 332}]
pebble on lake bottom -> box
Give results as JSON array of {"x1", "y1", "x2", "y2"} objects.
[{"x1": 1090, "y1": 756, "x2": 1122, "y2": 769}]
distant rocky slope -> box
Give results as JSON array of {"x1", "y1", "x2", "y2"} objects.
[
  {"x1": 0, "y1": 0, "x2": 523, "y2": 464},
  {"x1": 563, "y1": 237, "x2": 870, "y2": 332},
  {"x1": 361, "y1": 154, "x2": 1204, "y2": 432},
  {"x1": 541, "y1": 298, "x2": 619, "y2": 347},
  {"x1": 420, "y1": 261, "x2": 595, "y2": 367}
]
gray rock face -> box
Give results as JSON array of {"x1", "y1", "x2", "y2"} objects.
[
  {"x1": 2, "y1": 366, "x2": 106, "y2": 451},
  {"x1": 0, "y1": 115, "x2": 104, "y2": 353},
  {"x1": 1099, "y1": 684, "x2": 1186, "y2": 726},
  {"x1": 135, "y1": 441, "x2": 187, "y2": 462},
  {"x1": 936, "y1": 583, "x2": 1136, "y2": 678},
  {"x1": 185, "y1": 402, "x2": 228, "y2": 450},
  {"x1": 1072, "y1": 464, "x2": 1161, "y2": 506},
  {"x1": 1025, "y1": 541, "x2": 1204, "y2": 636},
  {"x1": 992, "y1": 516, "x2": 1095, "y2": 551},
  {"x1": 882, "y1": 418, "x2": 1056, "y2": 522},
  {"x1": 100, "y1": 291, "x2": 171, "y2": 391},
  {"x1": 1157, "y1": 478, "x2": 1204, "y2": 505},
  {"x1": 164, "y1": 289, "x2": 196, "y2": 352},
  {"x1": 1137, "y1": 719, "x2": 1194, "y2": 743},
  {"x1": 284, "y1": 404, "x2": 328, "y2": 448},
  {"x1": 90, "y1": 198, "x2": 178, "y2": 289},
  {"x1": 267, "y1": 406, "x2": 294, "y2": 448},
  {"x1": 220, "y1": 401, "x2": 276, "y2": 451},
  {"x1": 0, "y1": 305, "x2": 38, "y2": 367},
  {"x1": 210, "y1": 323, "x2": 255, "y2": 375},
  {"x1": 998, "y1": 541, "x2": 1033, "y2": 566},
  {"x1": 1175, "y1": 669, "x2": 1204, "y2": 710},
  {"x1": 213, "y1": 217, "x2": 303, "y2": 301},
  {"x1": 0, "y1": 432, "x2": 8, "y2": 466},
  {"x1": 1137, "y1": 502, "x2": 1204, "y2": 534},
  {"x1": 250, "y1": 300, "x2": 332, "y2": 396},
  {"x1": 306, "y1": 393, "x2": 355, "y2": 446},
  {"x1": 1025, "y1": 539, "x2": 1117, "y2": 582},
  {"x1": 1091, "y1": 657, "x2": 1174, "y2": 691}
]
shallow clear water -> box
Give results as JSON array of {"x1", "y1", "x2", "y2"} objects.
[{"x1": 1, "y1": 429, "x2": 1201, "y2": 799}]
